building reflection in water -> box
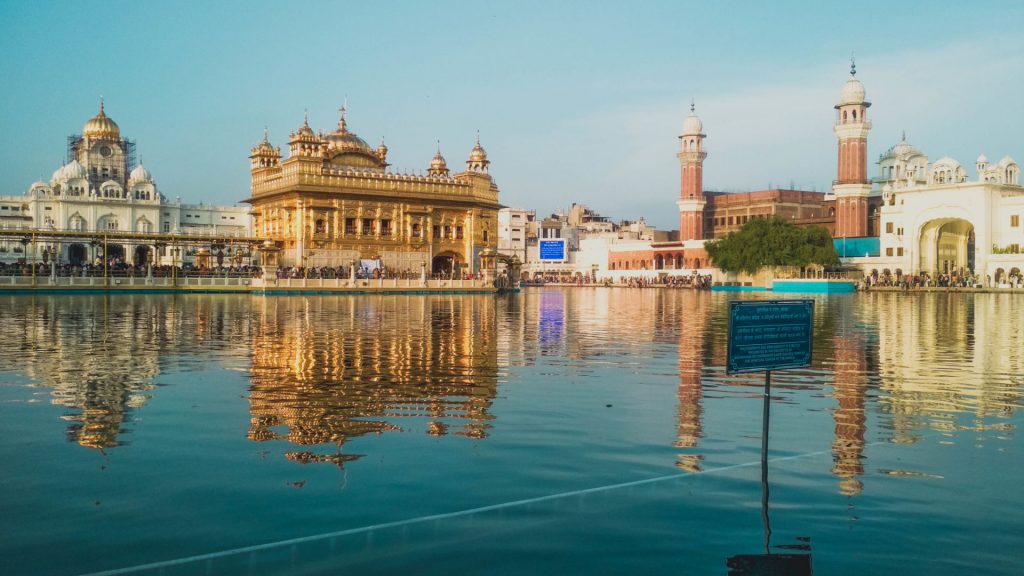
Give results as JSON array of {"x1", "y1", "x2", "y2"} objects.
[
  {"x1": 669, "y1": 290, "x2": 707, "y2": 472},
  {"x1": 0, "y1": 295, "x2": 252, "y2": 449},
  {"x1": 246, "y1": 296, "x2": 499, "y2": 466},
  {"x1": 871, "y1": 293, "x2": 1023, "y2": 444},
  {"x1": 829, "y1": 320, "x2": 870, "y2": 497}
]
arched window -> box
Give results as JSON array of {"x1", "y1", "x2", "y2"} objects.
[
  {"x1": 842, "y1": 110, "x2": 847, "y2": 122},
  {"x1": 852, "y1": 110, "x2": 857, "y2": 121}
]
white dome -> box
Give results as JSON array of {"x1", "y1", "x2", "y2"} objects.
[
  {"x1": 976, "y1": 154, "x2": 988, "y2": 164},
  {"x1": 839, "y1": 77, "x2": 866, "y2": 105},
  {"x1": 50, "y1": 165, "x2": 66, "y2": 184},
  {"x1": 31, "y1": 180, "x2": 48, "y2": 190},
  {"x1": 681, "y1": 112, "x2": 703, "y2": 136},
  {"x1": 933, "y1": 156, "x2": 960, "y2": 168},
  {"x1": 129, "y1": 163, "x2": 153, "y2": 183},
  {"x1": 64, "y1": 160, "x2": 88, "y2": 180}
]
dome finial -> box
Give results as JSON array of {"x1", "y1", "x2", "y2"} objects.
[
  {"x1": 690, "y1": 99, "x2": 695, "y2": 113},
  {"x1": 850, "y1": 56, "x2": 857, "y2": 77},
  {"x1": 263, "y1": 126, "x2": 269, "y2": 143},
  {"x1": 901, "y1": 129, "x2": 906, "y2": 142},
  {"x1": 99, "y1": 96, "x2": 105, "y2": 115},
  {"x1": 303, "y1": 108, "x2": 309, "y2": 128},
  {"x1": 437, "y1": 139, "x2": 442, "y2": 155},
  {"x1": 338, "y1": 96, "x2": 349, "y2": 132}
]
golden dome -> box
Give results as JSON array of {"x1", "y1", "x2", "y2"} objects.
[
  {"x1": 469, "y1": 139, "x2": 487, "y2": 162},
  {"x1": 83, "y1": 99, "x2": 120, "y2": 139},
  {"x1": 430, "y1": 147, "x2": 448, "y2": 171}
]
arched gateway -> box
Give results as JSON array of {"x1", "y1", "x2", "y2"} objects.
[{"x1": 918, "y1": 218, "x2": 975, "y2": 276}]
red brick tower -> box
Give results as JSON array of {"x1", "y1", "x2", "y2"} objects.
[
  {"x1": 832, "y1": 60, "x2": 872, "y2": 238},
  {"x1": 677, "y1": 102, "x2": 707, "y2": 241}
]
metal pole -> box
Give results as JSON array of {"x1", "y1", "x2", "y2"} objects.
[
  {"x1": 31, "y1": 234, "x2": 36, "y2": 287},
  {"x1": 761, "y1": 369, "x2": 772, "y2": 555},
  {"x1": 103, "y1": 235, "x2": 109, "y2": 288}
]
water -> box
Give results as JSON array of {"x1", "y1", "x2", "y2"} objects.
[{"x1": 0, "y1": 289, "x2": 1021, "y2": 575}]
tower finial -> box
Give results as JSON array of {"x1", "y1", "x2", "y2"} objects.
[
  {"x1": 437, "y1": 139, "x2": 442, "y2": 154},
  {"x1": 476, "y1": 129, "x2": 480, "y2": 146},
  {"x1": 99, "y1": 96, "x2": 105, "y2": 114},
  {"x1": 303, "y1": 108, "x2": 309, "y2": 128},
  {"x1": 263, "y1": 126, "x2": 269, "y2": 143},
  {"x1": 901, "y1": 129, "x2": 906, "y2": 142},
  {"x1": 690, "y1": 99, "x2": 695, "y2": 113},
  {"x1": 850, "y1": 56, "x2": 857, "y2": 77}
]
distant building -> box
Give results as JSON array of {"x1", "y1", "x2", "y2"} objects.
[
  {"x1": 247, "y1": 106, "x2": 500, "y2": 274},
  {"x1": 2, "y1": 101, "x2": 251, "y2": 265},
  {"x1": 497, "y1": 207, "x2": 536, "y2": 265}
]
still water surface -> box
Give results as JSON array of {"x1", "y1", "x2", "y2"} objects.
[{"x1": 0, "y1": 289, "x2": 1022, "y2": 575}]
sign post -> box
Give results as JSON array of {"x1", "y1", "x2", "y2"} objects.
[{"x1": 727, "y1": 299, "x2": 814, "y2": 556}]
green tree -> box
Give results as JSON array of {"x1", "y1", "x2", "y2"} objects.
[{"x1": 704, "y1": 217, "x2": 839, "y2": 274}]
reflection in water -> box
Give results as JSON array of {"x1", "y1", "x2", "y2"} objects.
[
  {"x1": 0, "y1": 290, "x2": 1021, "y2": 489},
  {"x1": 674, "y1": 291, "x2": 707, "y2": 472},
  {"x1": 0, "y1": 295, "x2": 251, "y2": 449},
  {"x1": 872, "y1": 293, "x2": 1023, "y2": 444},
  {"x1": 830, "y1": 323, "x2": 870, "y2": 497},
  {"x1": 246, "y1": 296, "x2": 499, "y2": 466}
]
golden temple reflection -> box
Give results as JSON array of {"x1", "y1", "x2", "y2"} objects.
[{"x1": 246, "y1": 295, "x2": 499, "y2": 465}]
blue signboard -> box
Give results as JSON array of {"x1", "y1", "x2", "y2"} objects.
[
  {"x1": 538, "y1": 239, "x2": 567, "y2": 262},
  {"x1": 727, "y1": 300, "x2": 814, "y2": 374}
]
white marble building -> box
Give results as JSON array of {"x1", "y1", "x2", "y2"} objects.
[
  {"x1": 848, "y1": 134, "x2": 1024, "y2": 285},
  {"x1": 1, "y1": 102, "x2": 252, "y2": 266}
]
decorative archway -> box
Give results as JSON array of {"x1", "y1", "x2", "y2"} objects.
[
  {"x1": 68, "y1": 243, "x2": 88, "y2": 266},
  {"x1": 432, "y1": 251, "x2": 462, "y2": 277},
  {"x1": 918, "y1": 218, "x2": 975, "y2": 276},
  {"x1": 102, "y1": 244, "x2": 126, "y2": 263},
  {"x1": 134, "y1": 245, "x2": 151, "y2": 265}
]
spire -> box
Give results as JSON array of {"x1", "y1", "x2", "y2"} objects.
[
  {"x1": 437, "y1": 139, "x2": 442, "y2": 155},
  {"x1": 338, "y1": 97, "x2": 348, "y2": 132},
  {"x1": 901, "y1": 130, "x2": 906, "y2": 142},
  {"x1": 263, "y1": 126, "x2": 269, "y2": 143},
  {"x1": 99, "y1": 96, "x2": 105, "y2": 115},
  {"x1": 303, "y1": 108, "x2": 309, "y2": 129},
  {"x1": 690, "y1": 99, "x2": 695, "y2": 113},
  {"x1": 850, "y1": 56, "x2": 857, "y2": 77}
]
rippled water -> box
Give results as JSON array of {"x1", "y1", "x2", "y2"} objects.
[{"x1": 0, "y1": 290, "x2": 1021, "y2": 575}]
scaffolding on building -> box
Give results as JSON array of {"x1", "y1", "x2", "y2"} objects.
[{"x1": 66, "y1": 135, "x2": 137, "y2": 173}]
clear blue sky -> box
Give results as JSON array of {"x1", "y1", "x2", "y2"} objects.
[{"x1": 2, "y1": 0, "x2": 1022, "y2": 229}]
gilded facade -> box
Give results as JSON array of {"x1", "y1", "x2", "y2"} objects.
[{"x1": 248, "y1": 106, "x2": 500, "y2": 274}]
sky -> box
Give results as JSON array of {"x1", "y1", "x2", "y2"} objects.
[{"x1": 1, "y1": 0, "x2": 1022, "y2": 230}]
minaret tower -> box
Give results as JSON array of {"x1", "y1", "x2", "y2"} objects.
[
  {"x1": 677, "y1": 102, "x2": 707, "y2": 241},
  {"x1": 832, "y1": 60, "x2": 872, "y2": 238}
]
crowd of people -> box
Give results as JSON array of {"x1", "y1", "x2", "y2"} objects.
[
  {"x1": 272, "y1": 265, "x2": 472, "y2": 281},
  {"x1": 524, "y1": 273, "x2": 713, "y2": 290},
  {"x1": 0, "y1": 261, "x2": 263, "y2": 278},
  {"x1": 859, "y1": 270, "x2": 1023, "y2": 290}
]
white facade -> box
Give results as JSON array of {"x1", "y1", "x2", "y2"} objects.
[
  {"x1": 1, "y1": 103, "x2": 253, "y2": 266},
  {"x1": 851, "y1": 136, "x2": 1024, "y2": 285},
  {"x1": 497, "y1": 207, "x2": 535, "y2": 264}
]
